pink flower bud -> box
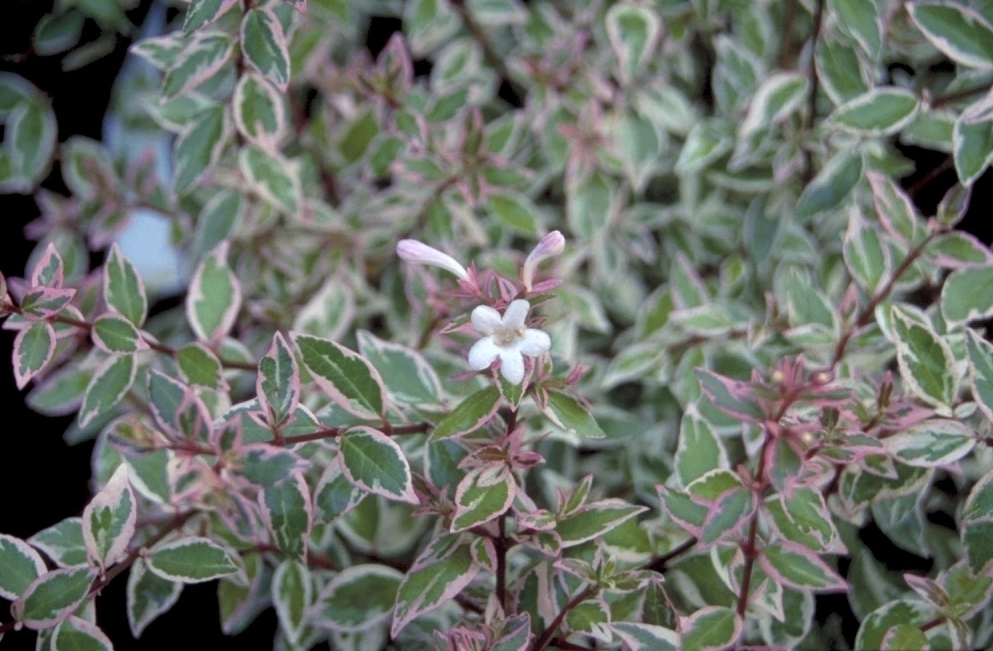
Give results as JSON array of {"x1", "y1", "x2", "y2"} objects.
[
  {"x1": 521, "y1": 230, "x2": 565, "y2": 291},
  {"x1": 396, "y1": 239, "x2": 470, "y2": 281}
]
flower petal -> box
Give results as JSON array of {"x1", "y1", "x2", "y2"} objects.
[
  {"x1": 498, "y1": 349, "x2": 525, "y2": 385},
  {"x1": 396, "y1": 240, "x2": 469, "y2": 280},
  {"x1": 471, "y1": 305, "x2": 503, "y2": 335},
  {"x1": 502, "y1": 299, "x2": 531, "y2": 329},
  {"x1": 517, "y1": 329, "x2": 551, "y2": 357},
  {"x1": 468, "y1": 337, "x2": 500, "y2": 370}
]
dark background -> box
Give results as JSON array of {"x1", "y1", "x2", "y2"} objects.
[{"x1": 1, "y1": 1, "x2": 990, "y2": 649}]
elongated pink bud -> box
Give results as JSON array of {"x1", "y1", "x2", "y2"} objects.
[
  {"x1": 396, "y1": 239, "x2": 470, "y2": 281},
  {"x1": 521, "y1": 230, "x2": 565, "y2": 291}
]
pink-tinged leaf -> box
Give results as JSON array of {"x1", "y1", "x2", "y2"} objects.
[
  {"x1": 0, "y1": 534, "x2": 47, "y2": 600},
  {"x1": 104, "y1": 243, "x2": 148, "y2": 325},
  {"x1": 30, "y1": 242, "x2": 64, "y2": 287},
  {"x1": 313, "y1": 457, "x2": 364, "y2": 523},
  {"x1": 925, "y1": 231, "x2": 993, "y2": 269},
  {"x1": 610, "y1": 622, "x2": 679, "y2": 651},
  {"x1": 13, "y1": 321, "x2": 56, "y2": 389},
  {"x1": 146, "y1": 537, "x2": 238, "y2": 583},
  {"x1": 27, "y1": 517, "x2": 88, "y2": 568},
  {"x1": 257, "y1": 331, "x2": 300, "y2": 427},
  {"x1": 451, "y1": 465, "x2": 516, "y2": 532},
  {"x1": 339, "y1": 426, "x2": 418, "y2": 504},
  {"x1": 162, "y1": 31, "x2": 234, "y2": 100},
  {"x1": 391, "y1": 534, "x2": 478, "y2": 637},
  {"x1": 52, "y1": 615, "x2": 113, "y2": 651},
  {"x1": 868, "y1": 172, "x2": 923, "y2": 246},
  {"x1": 695, "y1": 368, "x2": 765, "y2": 422},
  {"x1": 292, "y1": 333, "x2": 385, "y2": 419},
  {"x1": 470, "y1": 536, "x2": 498, "y2": 575},
  {"x1": 271, "y1": 559, "x2": 310, "y2": 645},
  {"x1": 680, "y1": 606, "x2": 742, "y2": 651},
  {"x1": 186, "y1": 242, "x2": 241, "y2": 343},
  {"x1": 176, "y1": 342, "x2": 227, "y2": 390},
  {"x1": 18, "y1": 286, "x2": 75, "y2": 319},
  {"x1": 127, "y1": 557, "x2": 182, "y2": 638},
  {"x1": 82, "y1": 464, "x2": 137, "y2": 570},
  {"x1": 78, "y1": 353, "x2": 137, "y2": 428},
  {"x1": 218, "y1": 552, "x2": 268, "y2": 636},
  {"x1": 700, "y1": 486, "x2": 756, "y2": 545},
  {"x1": 313, "y1": 564, "x2": 403, "y2": 633},
  {"x1": 147, "y1": 370, "x2": 188, "y2": 437},
  {"x1": 240, "y1": 8, "x2": 290, "y2": 91},
  {"x1": 431, "y1": 386, "x2": 501, "y2": 440},
  {"x1": 91, "y1": 313, "x2": 147, "y2": 355},
  {"x1": 557, "y1": 499, "x2": 648, "y2": 548},
  {"x1": 759, "y1": 541, "x2": 847, "y2": 592},
  {"x1": 184, "y1": 0, "x2": 240, "y2": 34},
  {"x1": 903, "y1": 573, "x2": 950, "y2": 608},
  {"x1": 356, "y1": 329, "x2": 443, "y2": 406},
  {"x1": 13, "y1": 566, "x2": 96, "y2": 629},
  {"x1": 883, "y1": 419, "x2": 975, "y2": 468},
  {"x1": 234, "y1": 444, "x2": 304, "y2": 489},
  {"x1": 764, "y1": 488, "x2": 846, "y2": 554},
  {"x1": 259, "y1": 470, "x2": 312, "y2": 561}
]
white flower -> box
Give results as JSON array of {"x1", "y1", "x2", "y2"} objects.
[
  {"x1": 468, "y1": 299, "x2": 551, "y2": 385},
  {"x1": 396, "y1": 239, "x2": 469, "y2": 281},
  {"x1": 521, "y1": 231, "x2": 565, "y2": 291}
]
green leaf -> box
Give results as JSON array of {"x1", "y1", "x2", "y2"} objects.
[
  {"x1": 681, "y1": 606, "x2": 742, "y2": 651},
  {"x1": 486, "y1": 191, "x2": 541, "y2": 236},
  {"x1": 844, "y1": 211, "x2": 891, "y2": 294},
  {"x1": 272, "y1": 559, "x2": 310, "y2": 645},
  {"x1": 966, "y1": 329, "x2": 993, "y2": 421},
  {"x1": 674, "y1": 407, "x2": 728, "y2": 486},
  {"x1": 238, "y1": 145, "x2": 301, "y2": 215},
  {"x1": 3, "y1": 96, "x2": 57, "y2": 193},
  {"x1": 854, "y1": 599, "x2": 931, "y2": 651},
  {"x1": 0, "y1": 534, "x2": 47, "y2": 600},
  {"x1": 831, "y1": 0, "x2": 882, "y2": 58},
  {"x1": 340, "y1": 109, "x2": 379, "y2": 163},
  {"x1": 796, "y1": 150, "x2": 863, "y2": 219},
  {"x1": 908, "y1": 2, "x2": 993, "y2": 70},
  {"x1": 829, "y1": 87, "x2": 919, "y2": 135},
  {"x1": 233, "y1": 72, "x2": 285, "y2": 145},
  {"x1": 675, "y1": 122, "x2": 732, "y2": 173},
  {"x1": 868, "y1": 171, "x2": 923, "y2": 246},
  {"x1": 451, "y1": 466, "x2": 516, "y2": 532},
  {"x1": 890, "y1": 305, "x2": 957, "y2": 413},
  {"x1": 126, "y1": 558, "x2": 182, "y2": 638},
  {"x1": 92, "y1": 313, "x2": 144, "y2": 355},
  {"x1": 432, "y1": 385, "x2": 501, "y2": 441},
  {"x1": 605, "y1": 3, "x2": 660, "y2": 84},
  {"x1": 173, "y1": 103, "x2": 229, "y2": 195},
  {"x1": 184, "y1": 0, "x2": 236, "y2": 34},
  {"x1": 953, "y1": 115, "x2": 993, "y2": 185},
  {"x1": 28, "y1": 518, "x2": 88, "y2": 568},
  {"x1": 314, "y1": 564, "x2": 402, "y2": 632},
  {"x1": 52, "y1": 616, "x2": 113, "y2": 651},
  {"x1": 103, "y1": 243, "x2": 148, "y2": 325},
  {"x1": 740, "y1": 72, "x2": 808, "y2": 137},
  {"x1": 761, "y1": 542, "x2": 847, "y2": 591},
  {"x1": 962, "y1": 468, "x2": 993, "y2": 573},
  {"x1": 146, "y1": 538, "x2": 238, "y2": 583},
  {"x1": 391, "y1": 535, "x2": 477, "y2": 637},
  {"x1": 186, "y1": 241, "x2": 241, "y2": 342},
  {"x1": 610, "y1": 622, "x2": 679, "y2": 651},
  {"x1": 942, "y1": 266, "x2": 993, "y2": 326},
  {"x1": 292, "y1": 333, "x2": 385, "y2": 419},
  {"x1": 241, "y1": 8, "x2": 290, "y2": 90},
  {"x1": 78, "y1": 353, "x2": 137, "y2": 428},
  {"x1": 557, "y1": 499, "x2": 647, "y2": 547},
  {"x1": 544, "y1": 390, "x2": 606, "y2": 438},
  {"x1": 176, "y1": 342, "x2": 225, "y2": 389},
  {"x1": 700, "y1": 487, "x2": 755, "y2": 545},
  {"x1": 257, "y1": 331, "x2": 299, "y2": 426},
  {"x1": 339, "y1": 426, "x2": 417, "y2": 504},
  {"x1": 162, "y1": 31, "x2": 233, "y2": 100},
  {"x1": 15, "y1": 566, "x2": 96, "y2": 629},
  {"x1": 883, "y1": 419, "x2": 975, "y2": 467},
  {"x1": 82, "y1": 465, "x2": 136, "y2": 569},
  {"x1": 356, "y1": 330, "x2": 442, "y2": 406},
  {"x1": 313, "y1": 458, "x2": 363, "y2": 522},
  {"x1": 13, "y1": 321, "x2": 56, "y2": 390},
  {"x1": 765, "y1": 487, "x2": 846, "y2": 554},
  {"x1": 261, "y1": 472, "x2": 311, "y2": 561}
]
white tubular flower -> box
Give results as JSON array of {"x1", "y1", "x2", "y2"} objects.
[
  {"x1": 396, "y1": 239, "x2": 470, "y2": 281},
  {"x1": 521, "y1": 230, "x2": 565, "y2": 291},
  {"x1": 468, "y1": 299, "x2": 551, "y2": 385}
]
